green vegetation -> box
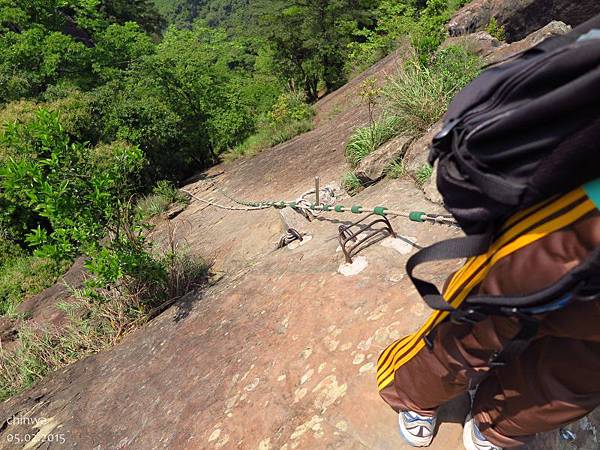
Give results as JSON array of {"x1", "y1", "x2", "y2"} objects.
[
  {"x1": 416, "y1": 163, "x2": 433, "y2": 186},
  {"x1": 383, "y1": 45, "x2": 481, "y2": 137},
  {"x1": 342, "y1": 172, "x2": 364, "y2": 196},
  {"x1": 0, "y1": 248, "x2": 208, "y2": 401},
  {"x1": 344, "y1": 44, "x2": 480, "y2": 182},
  {"x1": 136, "y1": 181, "x2": 189, "y2": 220},
  {"x1": 0, "y1": 0, "x2": 480, "y2": 399},
  {"x1": 486, "y1": 17, "x2": 506, "y2": 41},
  {"x1": 225, "y1": 91, "x2": 315, "y2": 160},
  {"x1": 0, "y1": 240, "x2": 68, "y2": 316},
  {"x1": 342, "y1": 1, "x2": 481, "y2": 182},
  {"x1": 347, "y1": 0, "x2": 470, "y2": 72},
  {"x1": 385, "y1": 159, "x2": 406, "y2": 179},
  {"x1": 345, "y1": 116, "x2": 401, "y2": 166},
  {"x1": 0, "y1": 109, "x2": 206, "y2": 400}
]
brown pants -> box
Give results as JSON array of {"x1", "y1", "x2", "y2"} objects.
[{"x1": 380, "y1": 213, "x2": 600, "y2": 447}]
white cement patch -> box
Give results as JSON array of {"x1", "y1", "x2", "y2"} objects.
[
  {"x1": 380, "y1": 236, "x2": 417, "y2": 254},
  {"x1": 338, "y1": 256, "x2": 368, "y2": 276}
]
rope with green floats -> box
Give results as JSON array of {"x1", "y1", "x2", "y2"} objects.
[{"x1": 183, "y1": 188, "x2": 458, "y2": 227}]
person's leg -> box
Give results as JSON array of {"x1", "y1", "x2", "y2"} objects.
[
  {"x1": 380, "y1": 313, "x2": 521, "y2": 415},
  {"x1": 473, "y1": 337, "x2": 600, "y2": 448}
]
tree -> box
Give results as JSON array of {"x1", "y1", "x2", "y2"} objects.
[
  {"x1": 0, "y1": 109, "x2": 145, "y2": 258},
  {"x1": 0, "y1": 0, "x2": 163, "y2": 102},
  {"x1": 257, "y1": 0, "x2": 376, "y2": 101},
  {"x1": 94, "y1": 22, "x2": 272, "y2": 180}
]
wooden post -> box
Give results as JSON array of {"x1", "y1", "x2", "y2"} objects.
[{"x1": 315, "y1": 176, "x2": 320, "y2": 206}]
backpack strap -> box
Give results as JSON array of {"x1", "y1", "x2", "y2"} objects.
[
  {"x1": 406, "y1": 184, "x2": 599, "y2": 313},
  {"x1": 378, "y1": 185, "x2": 598, "y2": 391}
]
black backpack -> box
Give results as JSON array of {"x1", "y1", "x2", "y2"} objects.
[
  {"x1": 432, "y1": 14, "x2": 600, "y2": 235},
  {"x1": 407, "y1": 14, "x2": 600, "y2": 323}
]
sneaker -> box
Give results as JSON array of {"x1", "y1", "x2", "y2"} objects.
[
  {"x1": 398, "y1": 411, "x2": 437, "y2": 447},
  {"x1": 463, "y1": 415, "x2": 503, "y2": 450}
]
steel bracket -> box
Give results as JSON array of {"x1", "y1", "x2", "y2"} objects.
[{"x1": 338, "y1": 213, "x2": 396, "y2": 263}]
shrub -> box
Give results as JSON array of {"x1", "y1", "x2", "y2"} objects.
[
  {"x1": 345, "y1": 115, "x2": 401, "y2": 166},
  {"x1": 383, "y1": 45, "x2": 481, "y2": 137},
  {"x1": 486, "y1": 17, "x2": 506, "y2": 41},
  {"x1": 346, "y1": 0, "x2": 470, "y2": 72},
  {"x1": 268, "y1": 91, "x2": 314, "y2": 125},
  {"x1": 136, "y1": 181, "x2": 189, "y2": 220},
  {"x1": 224, "y1": 92, "x2": 315, "y2": 161},
  {"x1": 0, "y1": 109, "x2": 145, "y2": 258}
]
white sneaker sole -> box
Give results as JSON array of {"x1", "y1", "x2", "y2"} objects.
[
  {"x1": 398, "y1": 413, "x2": 434, "y2": 447},
  {"x1": 463, "y1": 415, "x2": 501, "y2": 450},
  {"x1": 463, "y1": 415, "x2": 478, "y2": 450}
]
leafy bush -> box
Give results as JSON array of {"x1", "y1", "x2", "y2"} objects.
[
  {"x1": 268, "y1": 91, "x2": 314, "y2": 125},
  {"x1": 347, "y1": 0, "x2": 470, "y2": 72},
  {"x1": 383, "y1": 45, "x2": 481, "y2": 136},
  {"x1": 345, "y1": 116, "x2": 401, "y2": 166},
  {"x1": 0, "y1": 109, "x2": 145, "y2": 259},
  {"x1": 224, "y1": 91, "x2": 315, "y2": 161}
]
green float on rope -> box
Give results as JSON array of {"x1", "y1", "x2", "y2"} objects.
[{"x1": 409, "y1": 211, "x2": 426, "y2": 222}]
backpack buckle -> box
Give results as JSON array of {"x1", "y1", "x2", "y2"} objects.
[
  {"x1": 450, "y1": 308, "x2": 486, "y2": 325},
  {"x1": 573, "y1": 277, "x2": 600, "y2": 302},
  {"x1": 433, "y1": 118, "x2": 459, "y2": 141}
]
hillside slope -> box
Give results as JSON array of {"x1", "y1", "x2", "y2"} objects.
[
  {"x1": 1, "y1": 26, "x2": 598, "y2": 449},
  {"x1": 0, "y1": 48, "x2": 467, "y2": 450}
]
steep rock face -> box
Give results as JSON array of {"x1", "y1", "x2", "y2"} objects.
[{"x1": 448, "y1": 0, "x2": 600, "y2": 42}]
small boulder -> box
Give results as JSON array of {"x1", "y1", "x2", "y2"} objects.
[
  {"x1": 403, "y1": 121, "x2": 442, "y2": 179},
  {"x1": 441, "y1": 31, "x2": 502, "y2": 58},
  {"x1": 423, "y1": 165, "x2": 443, "y2": 205},
  {"x1": 485, "y1": 21, "x2": 571, "y2": 64},
  {"x1": 354, "y1": 135, "x2": 412, "y2": 183}
]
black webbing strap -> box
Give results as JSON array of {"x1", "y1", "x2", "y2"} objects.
[
  {"x1": 405, "y1": 233, "x2": 492, "y2": 311},
  {"x1": 488, "y1": 315, "x2": 540, "y2": 368},
  {"x1": 408, "y1": 238, "x2": 600, "y2": 312}
]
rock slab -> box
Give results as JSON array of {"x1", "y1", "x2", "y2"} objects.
[
  {"x1": 355, "y1": 134, "x2": 412, "y2": 183},
  {"x1": 448, "y1": 0, "x2": 600, "y2": 42}
]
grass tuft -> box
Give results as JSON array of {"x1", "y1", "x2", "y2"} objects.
[
  {"x1": 383, "y1": 45, "x2": 481, "y2": 137},
  {"x1": 342, "y1": 172, "x2": 363, "y2": 196},
  {"x1": 415, "y1": 163, "x2": 433, "y2": 186},
  {"x1": 223, "y1": 118, "x2": 314, "y2": 162},
  {"x1": 345, "y1": 115, "x2": 401, "y2": 166},
  {"x1": 136, "y1": 180, "x2": 189, "y2": 220},
  {"x1": 385, "y1": 159, "x2": 406, "y2": 179}
]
